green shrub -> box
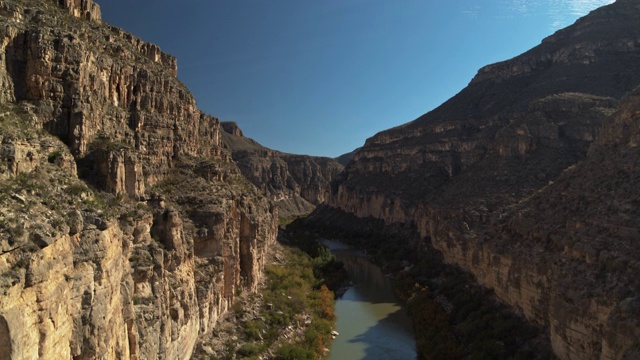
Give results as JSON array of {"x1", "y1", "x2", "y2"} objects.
[
  {"x1": 47, "y1": 150, "x2": 62, "y2": 163},
  {"x1": 65, "y1": 183, "x2": 87, "y2": 196},
  {"x1": 257, "y1": 245, "x2": 337, "y2": 358},
  {"x1": 236, "y1": 342, "x2": 263, "y2": 357},
  {"x1": 244, "y1": 320, "x2": 263, "y2": 341},
  {"x1": 274, "y1": 344, "x2": 314, "y2": 360}
]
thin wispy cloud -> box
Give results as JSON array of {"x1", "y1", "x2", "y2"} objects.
[
  {"x1": 463, "y1": 0, "x2": 617, "y2": 29},
  {"x1": 547, "y1": 0, "x2": 615, "y2": 29},
  {"x1": 462, "y1": 1, "x2": 614, "y2": 29},
  {"x1": 462, "y1": 5, "x2": 481, "y2": 19},
  {"x1": 509, "y1": 0, "x2": 541, "y2": 14},
  {"x1": 567, "y1": 0, "x2": 615, "y2": 16}
]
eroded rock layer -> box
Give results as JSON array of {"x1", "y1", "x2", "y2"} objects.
[
  {"x1": 221, "y1": 121, "x2": 343, "y2": 217},
  {"x1": 0, "y1": 1, "x2": 277, "y2": 359},
  {"x1": 329, "y1": 1, "x2": 640, "y2": 358}
]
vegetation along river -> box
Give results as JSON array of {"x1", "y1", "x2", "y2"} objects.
[{"x1": 321, "y1": 239, "x2": 416, "y2": 360}]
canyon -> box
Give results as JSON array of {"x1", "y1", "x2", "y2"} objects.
[{"x1": 0, "y1": 0, "x2": 639, "y2": 359}]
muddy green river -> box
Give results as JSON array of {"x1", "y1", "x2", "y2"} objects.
[{"x1": 321, "y1": 239, "x2": 416, "y2": 360}]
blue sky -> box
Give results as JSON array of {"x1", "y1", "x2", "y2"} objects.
[{"x1": 101, "y1": 0, "x2": 614, "y2": 157}]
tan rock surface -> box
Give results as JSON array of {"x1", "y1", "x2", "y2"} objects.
[{"x1": 0, "y1": 0, "x2": 278, "y2": 359}]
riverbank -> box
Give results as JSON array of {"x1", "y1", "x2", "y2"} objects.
[
  {"x1": 321, "y1": 239, "x2": 416, "y2": 359},
  {"x1": 294, "y1": 206, "x2": 555, "y2": 359},
  {"x1": 193, "y1": 235, "x2": 342, "y2": 359}
]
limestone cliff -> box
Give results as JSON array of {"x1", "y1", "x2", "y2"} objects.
[
  {"x1": 221, "y1": 121, "x2": 343, "y2": 217},
  {"x1": 335, "y1": 0, "x2": 640, "y2": 220},
  {"x1": 423, "y1": 86, "x2": 640, "y2": 359},
  {"x1": 0, "y1": 1, "x2": 277, "y2": 359},
  {"x1": 469, "y1": 86, "x2": 640, "y2": 360},
  {"x1": 329, "y1": 1, "x2": 640, "y2": 358}
]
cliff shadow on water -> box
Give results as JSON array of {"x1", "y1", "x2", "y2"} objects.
[
  {"x1": 289, "y1": 206, "x2": 556, "y2": 360},
  {"x1": 321, "y1": 239, "x2": 416, "y2": 360}
]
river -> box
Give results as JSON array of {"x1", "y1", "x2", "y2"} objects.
[{"x1": 321, "y1": 239, "x2": 416, "y2": 360}]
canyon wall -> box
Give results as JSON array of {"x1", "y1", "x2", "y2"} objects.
[
  {"x1": 329, "y1": 1, "x2": 640, "y2": 358},
  {"x1": 426, "y1": 88, "x2": 640, "y2": 360},
  {"x1": 221, "y1": 121, "x2": 343, "y2": 217},
  {"x1": 0, "y1": 0, "x2": 277, "y2": 359}
]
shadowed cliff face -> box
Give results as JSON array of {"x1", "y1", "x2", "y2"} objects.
[
  {"x1": 328, "y1": 0, "x2": 640, "y2": 359},
  {"x1": 429, "y1": 86, "x2": 640, "y2": 360},
  {"x1": 474, "y1": 86, "x2": 640, "y2": 360},
  {"x1": 221, "y1": 121, "x2": 344, "y2": 217},
  {"x1": 0, "y1": 1, "x2": 277, "y2": 359},
  {"x1": 334, "y1": 0, "x2": 640, "y2": 217}
]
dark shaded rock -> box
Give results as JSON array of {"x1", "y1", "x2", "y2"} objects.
[
  {"x1": 32, "y1": 231, "x2": 53, "y2": 248},
  {"x1": 327, "y1": 1, "x2": 640, "y2": 359},
  {"x1": 220, "y1": 121, "x2": 343, "y2": 217},
  {"x1": 620, "y1": 298, "x2": 640, "y2": 315},
  {"x1": 335, "y1": 147, "x2": 360, "y2": 166}
]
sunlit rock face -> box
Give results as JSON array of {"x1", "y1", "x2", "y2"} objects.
[
  {"x1": 221, "y1": 121, "x2": 343, "y2": 217},
  {"x1": 1, "y1": 0, "x2": 208, "y2": 194},
  {"x1": 0, "y1": 0, "x2": 277, "y2": 358},
  {"x1": 329, "y1": 1, "x2": 640, "y2": 358},
  {"x1": 58, "y1": 0, "x2": 102, "y2": 22}
]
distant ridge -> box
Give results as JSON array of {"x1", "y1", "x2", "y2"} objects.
[{"x1": 221, "y1": 121, "x2": 343, "y2": 217}]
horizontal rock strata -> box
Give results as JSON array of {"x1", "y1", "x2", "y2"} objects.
[
  {"x1": 221, "y1": 121, "x2": 343, "y2": 217},
  {"x1": 0, "y1": 0, "x2": 277, "y2": 359},
  {"x1": 329, "y1": 1, "x2": 640, "y2": 358}
]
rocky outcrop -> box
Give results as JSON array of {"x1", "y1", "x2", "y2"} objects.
[
  {"x1": 0, "y1": 148, "x2": 275, "y2": 359},
  {"x1": 0, "y1": 0, "x2": 277, "y2": 359},
  {"x1": 1, "y1": 0, "x2": 187, "y2": 174},
  {"x1": 56, "y1": 0, "x2": 102, "y2": 22},
  {"x1": 335, "y1": 147, "x2": 360, "y2": 166},
  {"x1": 221, "y1": 121, "x2": 343, "y2": 217},
  {"x1": 328, "y1": 1, "x2": 640, "y2": 359}
]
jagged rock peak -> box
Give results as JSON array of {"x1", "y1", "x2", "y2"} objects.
[
  {"x1": 221, "y1": 121, "x2": 244, "y2": 137},
  {"x1": 49, "y1": 0, "x2": 177, "y2": 74},
  {"x1": 220, "y1": 121, "x2": 344, "y2": 217},
  {"x1": 54, "y1": 0, "x2": 101, "y2": 22},
  {"x1": 0, "y1": 0, "x2": 199, "y2": 197},
  {"x1": 341, "y1": 0, "x2": 640, "y2": 212}
]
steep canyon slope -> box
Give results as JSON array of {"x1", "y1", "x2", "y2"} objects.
[
  {"x1": 0, "y1": 0, "x2": 277, "y2": 359},
  {"x1": 329, "y1": 0, "x2": 640, "y2": 358},
  {"x1": 221, "y1": 121, "x2": 343, "y2": 217}
]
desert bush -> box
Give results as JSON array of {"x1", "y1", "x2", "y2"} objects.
[
  {"x1": 243, "y1": 320, "x2": 263, "y2": 341},
  {"x1": 274, "y1": 344, "x2": 314, "y2": 360},
  {"x1": 47, "y1": 150, "x2": 62, "y2": 163},
  {"x1": 259, "y1": 245, "x2": 337, "y2": 358},
  {"x1": 236, "y1": 342, "x2": 264, "y2": 358}
]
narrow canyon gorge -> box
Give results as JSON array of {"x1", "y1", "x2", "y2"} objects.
[{"x1": 0, "y1": 0, "x2": 638, "y2": 359}]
